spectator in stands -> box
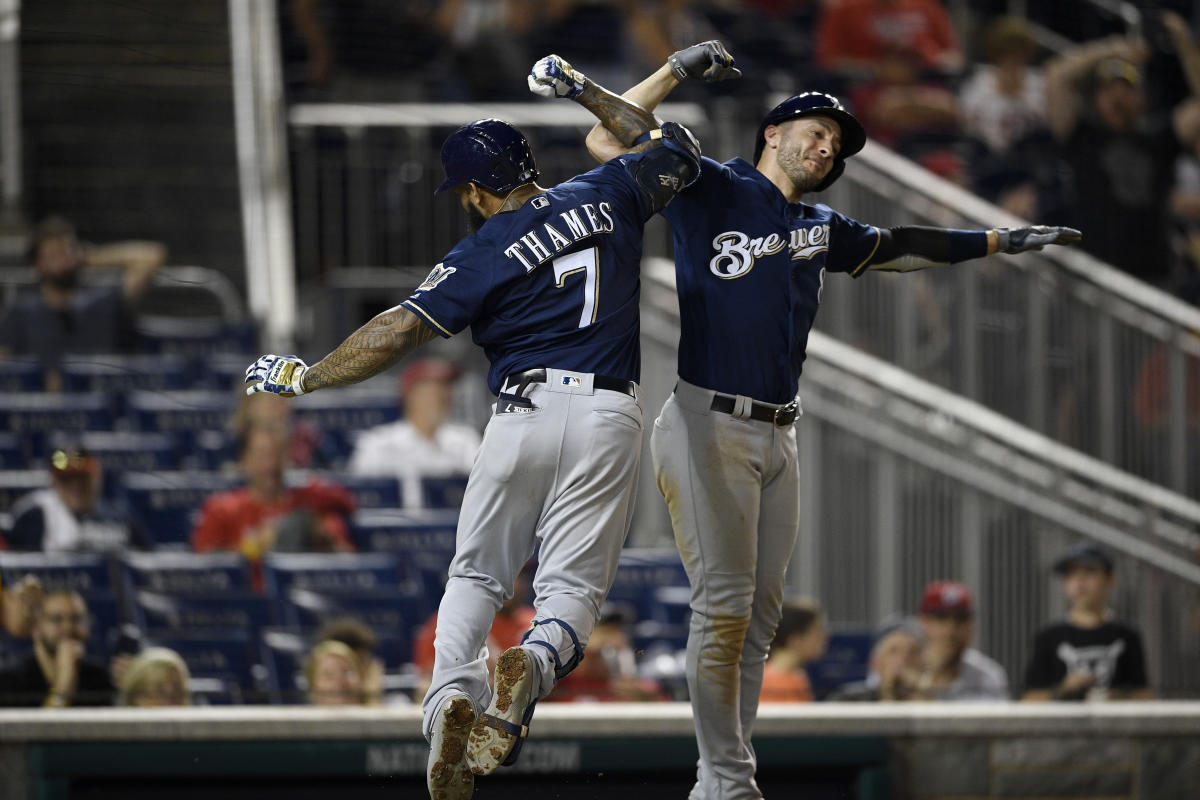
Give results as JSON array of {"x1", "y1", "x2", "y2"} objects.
[
  {"x1": 846, "y1": 47, "x2": 961, "y2": 156},
  {"x1": 1, "y1": 575, "x2": 41, "y2": 639},
  {"x1": 760, "y1": 598, "x2": 827, "y2": 702},
  {"x1": 3, "y1": 445, "x2": 151, "y2": 552},
  {"x1": 413, "y1": 563, "x2": 536, "y2": 699},
  {"x1": 0, "y1": 589, "x2": 114, "y2": 707},
  {"x1": 914, "y1": 580, "x2": 1009, "y2": 701},
  {"x1": 314, "y1": 617, "x2": 384, "y2": 706},
  {"x1": 959, "y1": 17, "x2": 1048, "y2": 156},
  {"x1": 347, "y1": 358, "x2": 481, "y2": 508},
  {"x1": 0, "y1": 216, "x2": 166, "y2": 391},
  {"x1": 1023, "y1": 542, "x2": 1152, "y2": 701},
  {"x1": 231, "y1": 388, "x2": 323, "y2": 470},
  {"x1": 305, "y1": 639, "x2": 368, "y2": 705},
  {"x1": 118, "y1": 647, "x2": 191, "y2": 707},
  {"x1": 814, "y1": 0, "x2": 964, "y2": 81},
  {"x1": 549, "y1": 609, "x2": 668, "y2": 702},
  {"x1": 828, "y1": 619, "x2": 924, "y2": 701},
  {"x1": 1046, "y1": 32, "x2": 1200, "y2": 288},
  {"x1": 191, "y1": 428, "x2": 356, "y2": 589}
]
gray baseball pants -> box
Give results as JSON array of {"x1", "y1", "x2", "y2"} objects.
[
  {"x1": 651, "y1": 378, "x2": 800, "y2": 800},
  {"x1": 421, "y1": 369, "x2": 643, "y2": 737}
]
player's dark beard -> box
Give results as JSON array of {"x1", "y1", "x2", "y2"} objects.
[
  {"x1": 466, "y1": 203, "x2": 487, "y2": 233},
  {"x1": 777, "y1": 143, "x2": 824, "y2": 194}
]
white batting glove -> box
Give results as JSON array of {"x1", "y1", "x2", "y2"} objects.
[
  {"x1": 245, "y1": 354, "x2": 308, "y2": 397},
  {"x1": 528, "y1": 55, "x2": 587, "y2": 99}
]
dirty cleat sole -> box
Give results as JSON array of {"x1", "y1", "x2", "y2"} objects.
[
  {"x1": 467, "y1": 646, "x2": 537, "y2": 775},
  {"x1": 427, "y1": 694, "x2": 476, "y2": 800}
]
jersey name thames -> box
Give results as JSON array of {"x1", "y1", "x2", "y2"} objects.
[
  {"x1": 503, "y1": 201, "x2": 616, "y2": 272},
  {"x1": 708, "y1": 223, "x2": 831, "y2": 278}
]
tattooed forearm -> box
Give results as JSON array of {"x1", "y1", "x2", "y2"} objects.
[
  {"x1": 302, "y1": 305, "x2": 438, "y2": 392},
  {"x1": 574, "y1": 80, "x2": 659, "y2": 151}
]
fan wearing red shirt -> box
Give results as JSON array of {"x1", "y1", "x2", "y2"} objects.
[
  {"x1": 191, "y1": 428, "x2": 355, "y2": 589},
  {"x1": 815, "y1": 0, "x2": 964, "y2": 78}
]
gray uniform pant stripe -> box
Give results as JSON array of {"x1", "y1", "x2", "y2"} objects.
[
  {"x1": 421, "y1": 376, "x2": 642, "y2": 736},
  {"x1": 651, "y1": 379, "x2": 800, "y2": 800}
]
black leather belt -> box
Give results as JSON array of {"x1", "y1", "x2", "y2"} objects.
[
  {"x1": 709, "y1": 392, "x2": 799, "y2": 427},
  {"x1": 503, "y1": 368, "x2": 637, "y2": 399}
]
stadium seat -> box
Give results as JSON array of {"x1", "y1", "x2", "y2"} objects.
[
  {"x1": 307, "y1": 472, "x2": 400, "y2": 510},
  {"x1": 143, "y1": 630, "x2": 256, "y2": 696},
  {"x1": 279, "y1": 586, "x2": 422, "y2": 664},
  {"x1": 261, "y1": 552, "x2": 405, "y2": 598},
  {"x1": 59, "y1": 353, "x2": 190, "y2": 396},
  {"x1": 131, "y1": 590, "x2": 274, "y2": 633},
  {"x1": 349, "y1": 509, "x2": 458, "y2": 612},
  {"x1": 421, "y1": 474, "x2": 470, "y2": 509},
  {"x1": 76, "y1": 430, "x2": 180, "y2": 474},
  {"x1": 0, "y1": 552, "x2": 113, "y2": 594},
  {"x1": 125, "y1": 391, "x2": 235, "y2": 451},
  {"x1": 137, "y1": 317, "x2": 257, "y2": 360},
  {"x1": 258, "y1": 628, "x2": 307, "y2": 703},
  {"x1": 0, "y1": 393, "x2": 116, "y2": 455},
  {"x1": 118, "y1": 551, "x2": 253, "y2": 596},
  {"x1": 808, "y1": 631, "x2": 873, "y2": 699},
  {"x1": 0, "y1": 470, "x2": 51, "y2": 514},
  {"x1": 606, "y1": 549, "x2": 690, "y2": 625},
  {"x1": 0, "y1": 431, "x2": 27, "y2": 469},
  {"x1": 121, "y1": 471, "x2": 235, "y2": 549},
  {"x1": 0, "y1": 358, "x2": 45, "y2": 392},
  {"x1": 289, "y1": 388, "x2": 399, "y2": 461}
]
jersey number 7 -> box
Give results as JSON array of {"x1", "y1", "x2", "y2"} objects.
[{"x1": 553, "y1": 247, "x2": 599, "y2": 329}]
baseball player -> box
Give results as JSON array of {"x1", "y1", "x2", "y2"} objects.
[
  {"x1": 583, "y1": 42, "x2": 1081, "y2": 799},
  {"x1": 245, "y1": 55, "x2": 701, "y2": 800}
]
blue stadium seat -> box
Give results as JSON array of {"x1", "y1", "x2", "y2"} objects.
[
  {"x1": 808, "y1": 631, "x2": 873, "y2": 699},
  {"x1": 421, "y1": 474, "x2": 470, "y2": 509},
  {"x1": 125, "y1": 391, "x2": 234, "y2": 448},
  {"x1": 0, "y1": 552, "x2": 113, "y2": 594},
  {"x1": 137, "y1": 317, "x2": 257, "y2": 360},
  {"x1": 0, "y1": 431, "x2": 28, "y2": 469},
  {"x1": 280, "y1": 586, "x2": 422, "y2": 665},
  {"x1": 290, "y1": 388, "x2": 399, "y2": 461},
  {"x1": 131, "y1": 591, "x2": 274, "y2": 633},
  {"x1": 0, "y1": 470, "x2": 50, "y2": 514},
  {"x1": 0, "y1": 358, "x2": 45, "y2": 392},
  {"x1": 121, "y1": 471, "x2": 235, "y2": 549},
  {"x1": 607, "y1": 549, "x2": 690, "y2": 624},
  {"x1": 349, "y1": 510, "x2": 458, "y2": 612},
  {"x1": 207, "y1": 352, "x2": 259, "y2": 393},
  {"x1": 59, "y1": 354, "x2": 191, "y2": 395},
  {"x1": 143, "y1": 630, "x2": 256, "y2": 693},
  {"x1": 306, "y1": 472, "x2": 400, "y2": 510},
  {"x1": 77, "y1": 430, "x2": 180, "y2": 474},
  {"x1": 258, "y1": 627, "x2": 307, "y2": 703},
  {"x1": 261, "y1": 552, "x2": 405, "y2": 598},
  {"x1": 0, "y1": 393, "x2": 115, "y2": 454},
  {"x1": 119, "y1": 551, "x2": 253, "y2": 596}
]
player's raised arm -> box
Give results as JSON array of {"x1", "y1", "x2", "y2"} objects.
[
  {"x1": 575, "y1": 40, "x2": 739, "y2": 162},
  {"x1": 244, "y1": 304, "x2": 438, "y2": 397},
  {"x1": 867, "y1": 225, "x2": 1082, "y2": 273}
]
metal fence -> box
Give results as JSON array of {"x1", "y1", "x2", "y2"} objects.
[{"x1": 820, "y1": 144, "x2": 1200, "y2": 498}]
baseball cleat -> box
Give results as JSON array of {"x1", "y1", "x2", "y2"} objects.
[
  {"x1": 427, "y1": 693, "x2": 476, "y2": 800},
  {"x1": 467, "y1": 646, "x2": 537, "y2": 775}
]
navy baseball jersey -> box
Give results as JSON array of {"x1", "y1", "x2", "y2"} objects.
[
  {"x1": 661, "y1": 156, "x2": 881, "y2": 404},
  {"x1": 404, "y1": 156, "x2": 655, "y2": 395}
]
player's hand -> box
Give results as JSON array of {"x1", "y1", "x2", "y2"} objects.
[
  {"x1": 245, "y1": 354, "x2": 308, "y2": 397},
  {"x1": 668, "y1": 40, "x2": 741, "y2": 83},
  {"x1": 528, "y1": 55, "x2": 587, "y2": 99},
  {"x1": 996, "y1": 226, "x2": 1082, "y2": 255}
]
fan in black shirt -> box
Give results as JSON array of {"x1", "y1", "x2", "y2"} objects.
[{"x1": 1022, "y1": 542, "x2": 1151, "y2": 701}]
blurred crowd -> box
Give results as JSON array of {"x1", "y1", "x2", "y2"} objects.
[{"x1": 0, "y1": 0, "x2": 1189, "y2": 710}]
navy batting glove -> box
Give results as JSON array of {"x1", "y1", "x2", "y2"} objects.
[
  {"x1": 245, "y1": 354, "x2": 308, "y2": 397},
  {"x1": 528, "y1": 55, "x2": 587, "y2": 99},
  {"x1": 668, "y1": 40, "x2": 741, "y2": 82},
  {"x1": 996, "y1": 226, "x2": 1083, "y2": 254}
]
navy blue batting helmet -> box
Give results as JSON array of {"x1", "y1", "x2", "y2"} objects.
[
  {"x1": 753, "y1": 92, "x2": 866, "y2": 192},
  {"x1": 435, "y1": 119, "x2": 539, "y2": 195}
]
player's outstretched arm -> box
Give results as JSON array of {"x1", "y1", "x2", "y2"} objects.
[
  {"x1": 868, "y1": 225, "x2": 1083, "y2": 273},
  {"x1": 245, "y1": 305, "x2": 438, "y2": 397},
  {"x1": 528, "y1": 55, "x2": 660, "y2": 150},
  {"x1": 575, "y1": 40, "x2": 738, "y2": 162}
]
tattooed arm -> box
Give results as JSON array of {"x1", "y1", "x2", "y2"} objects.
[
  {"x1": 245, "y1": 304, "x2": 439, "y2": 397},
  {"x1": 528, "y1": 55, "x2": 660, "y2": 154},
  {"x1": 302, "y1": 305, "x2": 439, "y2": 392}
]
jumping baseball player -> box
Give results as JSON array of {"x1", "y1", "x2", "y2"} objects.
[
  {"x1": 245, "y1": 56, "x2": 701, "y2": 800},
  {"x1": 584, "y1": 41, "x2": 1081, "y2": 799}
]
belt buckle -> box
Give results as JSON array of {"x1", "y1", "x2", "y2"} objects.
[{"x1": 773, "y1": 400, "x2": 798, "y2": 427}]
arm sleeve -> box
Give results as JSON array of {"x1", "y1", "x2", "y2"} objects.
[
  {"x1": 872, "y1": 226, "x2": 990, "y2": 265},
  {"x1": 825, "y1": 208, "x2": 883, "y2": 277},
  {"x1": 1115, "y1": 629, "x2": 1149, "y2": 689},
  {"x1": 401, "y1": 249, "x2": 491, "y2": 338}
]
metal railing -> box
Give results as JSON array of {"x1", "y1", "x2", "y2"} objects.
[
  {"x1": 640, "y1": 255, "x2": 1200, "y2": 697},
  {"x1": 820, "y1": 142, "x2": 1200, "y2": 497}
]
